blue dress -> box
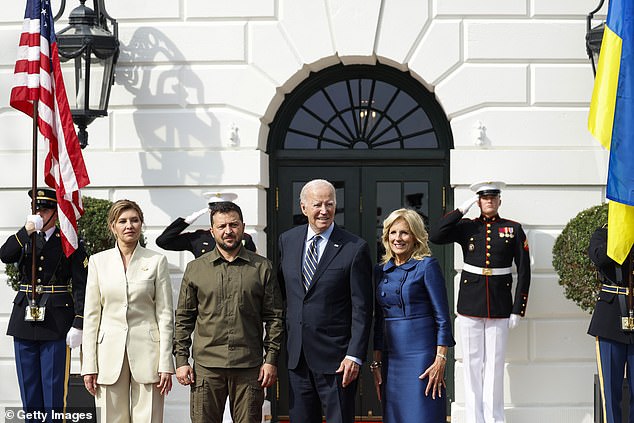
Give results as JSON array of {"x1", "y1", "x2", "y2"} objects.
[{"x1": 374, "y1": 257, "x2": 455, "y2": 423}]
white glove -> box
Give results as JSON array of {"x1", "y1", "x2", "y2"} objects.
[
  {"x1": 458, "y1": 195, "x2": 479, "y2": 215},
  {"x1": 184, "y1": 207, "x2": 209, "y2": 225},
  {"x1": 66, "y1": 327, "x2": 83, "y2": 349},
  {"x1": 508, "y1": 314, "x2": 521, "y2": 329},
  {"x1": 25, "y1": 214, "x2": 44, "y2": 234}
]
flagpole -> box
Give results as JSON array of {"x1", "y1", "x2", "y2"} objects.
[{"x1": 30, "y1": 100, "x2": 38, "y2": 307}]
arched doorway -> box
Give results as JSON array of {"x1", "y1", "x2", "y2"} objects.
[{"x1": 267, "y1": 63, "x2": 454, "y2": 421}]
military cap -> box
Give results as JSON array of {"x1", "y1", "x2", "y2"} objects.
[
  {"x1": 203, "y1": 192, "x2": 238, "y2": 207},
  {"x1": 28, "y1": 188, "x2": 57, "y2": 210},
  {"x1": 470, "y1": 181, "x2": 506, "y2": 197}
]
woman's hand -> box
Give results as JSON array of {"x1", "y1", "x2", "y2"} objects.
[
  {"x1": 419, "y1": 352, "x2": 447, "y2": 399},
  {"x1": 83, "y1": 374, "x2": 98, "y2": 396},
  {"x1": 157, "y1": 372, "x2": 173, "y2": 396},
  {"x1": 370, "y1": 351, "x2": 382, "y2": 401},
  {"x1": 371, "y1": 365, "x2": 382, "y2": 401}
]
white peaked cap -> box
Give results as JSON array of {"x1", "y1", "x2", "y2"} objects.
[
  {"x1": 469, "y1": 181, "x2": 506, "y2": 196},
  {"x1": 203, "y1": 192, "x2": 238, "y2": 205}
]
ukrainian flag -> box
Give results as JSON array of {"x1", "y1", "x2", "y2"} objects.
[{"x1": 588, "y1": 0, "x2": 634, "y2": 264}]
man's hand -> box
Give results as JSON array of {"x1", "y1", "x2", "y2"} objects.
[
  {"x1": 458, "y1": 195, "x2": 480, "y2": 215},
  {"x1": 176, "y1": 365, "x2": 195, "y2": 386},
  {"x1": 66, "y1": 327, "x2": 83, "y2": 349},
  {"x1": 508, "y1": 313, "x2": 521, "y2": 329},
  {"x1": 258, "y1": 363, "x2": 277, "y2": 388},
  {"x1": 25, "y1": 214, "x2": 43, "y2": 234},
  {"x1": 184, "y1": 208, "x2": 209, "y2": 225},
  {"x1": 335, "y1": 358, "x2": 360, "y2": 388}
]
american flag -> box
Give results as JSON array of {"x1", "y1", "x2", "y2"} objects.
[{"x1": 10, "y1": 0, "x2": 90, "y2": 257}]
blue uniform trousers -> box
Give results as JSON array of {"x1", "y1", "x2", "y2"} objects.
[
  {"x1": 597, "y1": 337, "x2": 634, "y2": 423},
  {"x1": 14, "y1": 338, "x2": 70, "y2": 423}
]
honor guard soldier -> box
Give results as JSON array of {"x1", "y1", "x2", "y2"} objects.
[
  {"x1": 0, "y1": 188, "x2": 87, "y2": 421},
  {"x1": 156, "y1": 192, "x2": 256, "y2": 258},
  {"x1": 429, "y1": 181, "x2": 531, "y2": 423},
  {"x1": 587, "y1": 226, "x2": 634, "y2": 423}
]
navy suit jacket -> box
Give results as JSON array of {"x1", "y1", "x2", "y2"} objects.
[{"x1": 278, "y1": 224, "x2": 373, "y2": 373}]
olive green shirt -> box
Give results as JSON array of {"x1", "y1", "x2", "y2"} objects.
[{"x1": 174, "y1": 246, "x2": 283, "y2": 369}]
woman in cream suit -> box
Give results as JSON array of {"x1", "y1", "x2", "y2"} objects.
[{"x1": 82, "y1": 199, "x2": 175, "y2": 422}]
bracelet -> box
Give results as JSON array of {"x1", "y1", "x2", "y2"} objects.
[
  {"x1": 436, "y1": 353, "x2": 447, "y2": 360},
  {"x1": 369, "y1": 360, "x2": 382, "y2": 370}
]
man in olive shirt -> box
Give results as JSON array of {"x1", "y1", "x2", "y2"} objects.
[{"x1": 174, "y1": 201, "x2": 283, "y2": 423}]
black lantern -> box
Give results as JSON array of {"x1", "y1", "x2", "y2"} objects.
[
  {"x1": 55, "y1": 0, "x2": 119, "y2": 148},
  {"x1": 586, "y1": 0, "x2": 606, "y2": 76}
]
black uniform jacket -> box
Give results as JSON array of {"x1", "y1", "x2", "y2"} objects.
[
  {"x1": 429, "y1": 209, "x2": 531, "y2": 318},
  {"x1": 587, "y1": 227, "x2": 634, "y2": 344},
  {"x1": 156, "y1": 217, "x2": 256, "y2": 258},
  {"x1": 0, "y1": 227, "x2": 88, "y2": 341}
]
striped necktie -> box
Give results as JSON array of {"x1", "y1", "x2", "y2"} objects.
[{"x1": 302, "y1": 235, "x2": 321, "y2": 291}]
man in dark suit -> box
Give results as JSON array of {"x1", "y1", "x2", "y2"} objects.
[
  {"x1": 278, "y1": 179, "x2": 373, "y2": 423},
  {"x1": 156, "y1": 193, "x2": 256, "y2": 257},
  {"x1": 0, "y1": 188, "x2": 87, "y2": 421}
]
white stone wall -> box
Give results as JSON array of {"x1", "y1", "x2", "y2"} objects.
[{"x1": 0, "y1": 0, "x2": 609, "y2": 421}]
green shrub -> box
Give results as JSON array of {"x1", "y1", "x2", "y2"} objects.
[
  {"x1": 552, "y1": 203, "x2": 608, "y2": 313},
  {"x1": 4, "y1": 196, "x2": 145, "y2": 290}
]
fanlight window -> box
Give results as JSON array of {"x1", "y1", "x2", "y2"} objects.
[{"x1": 283, "y1": 76, "x2": 439, "y2": 150}]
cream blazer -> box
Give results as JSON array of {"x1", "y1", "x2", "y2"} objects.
[{"x1": 81, "y1": 244, "x2": 175, "y2": 385}]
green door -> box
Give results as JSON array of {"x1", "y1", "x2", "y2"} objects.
[{"x1": 269, "y1": 164, "x2": 452, "y2": 421}]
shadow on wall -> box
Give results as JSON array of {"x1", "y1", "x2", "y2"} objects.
[{"x1": 116, "y1": 26, "x2": 225, "y2": 213}]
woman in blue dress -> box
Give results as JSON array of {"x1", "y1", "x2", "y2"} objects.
[{"x1": 371, "y1": 208, "x2": 455, "y2": 422}]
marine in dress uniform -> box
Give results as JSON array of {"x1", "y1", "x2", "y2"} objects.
[
  {"x1": 429, "y1": 181, "x2": 531, "y2": 423},
  {"x1": 588, "y1": 226, "x2": 634, "y2": 423},
  {"x1": 156, "y1": 193, "x2": 256, "y2": 258},
  {"x1": 0, "y1": 188, "x2": 87, "y2": 422}
]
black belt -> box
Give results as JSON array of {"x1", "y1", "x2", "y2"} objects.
[{"x1": 19, "y1": 284, "x2": 70, "y2": 294}]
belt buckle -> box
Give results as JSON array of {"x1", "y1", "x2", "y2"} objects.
[
  {"x1": 482, "y1": 268, "x2": 493, "y2": 276},
  {"x1": 35, "y1": 285, "x2": 43, "y2": 294},
  {"x1": 623, "y1": 316, "x2": 634, "y2": 331}
]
